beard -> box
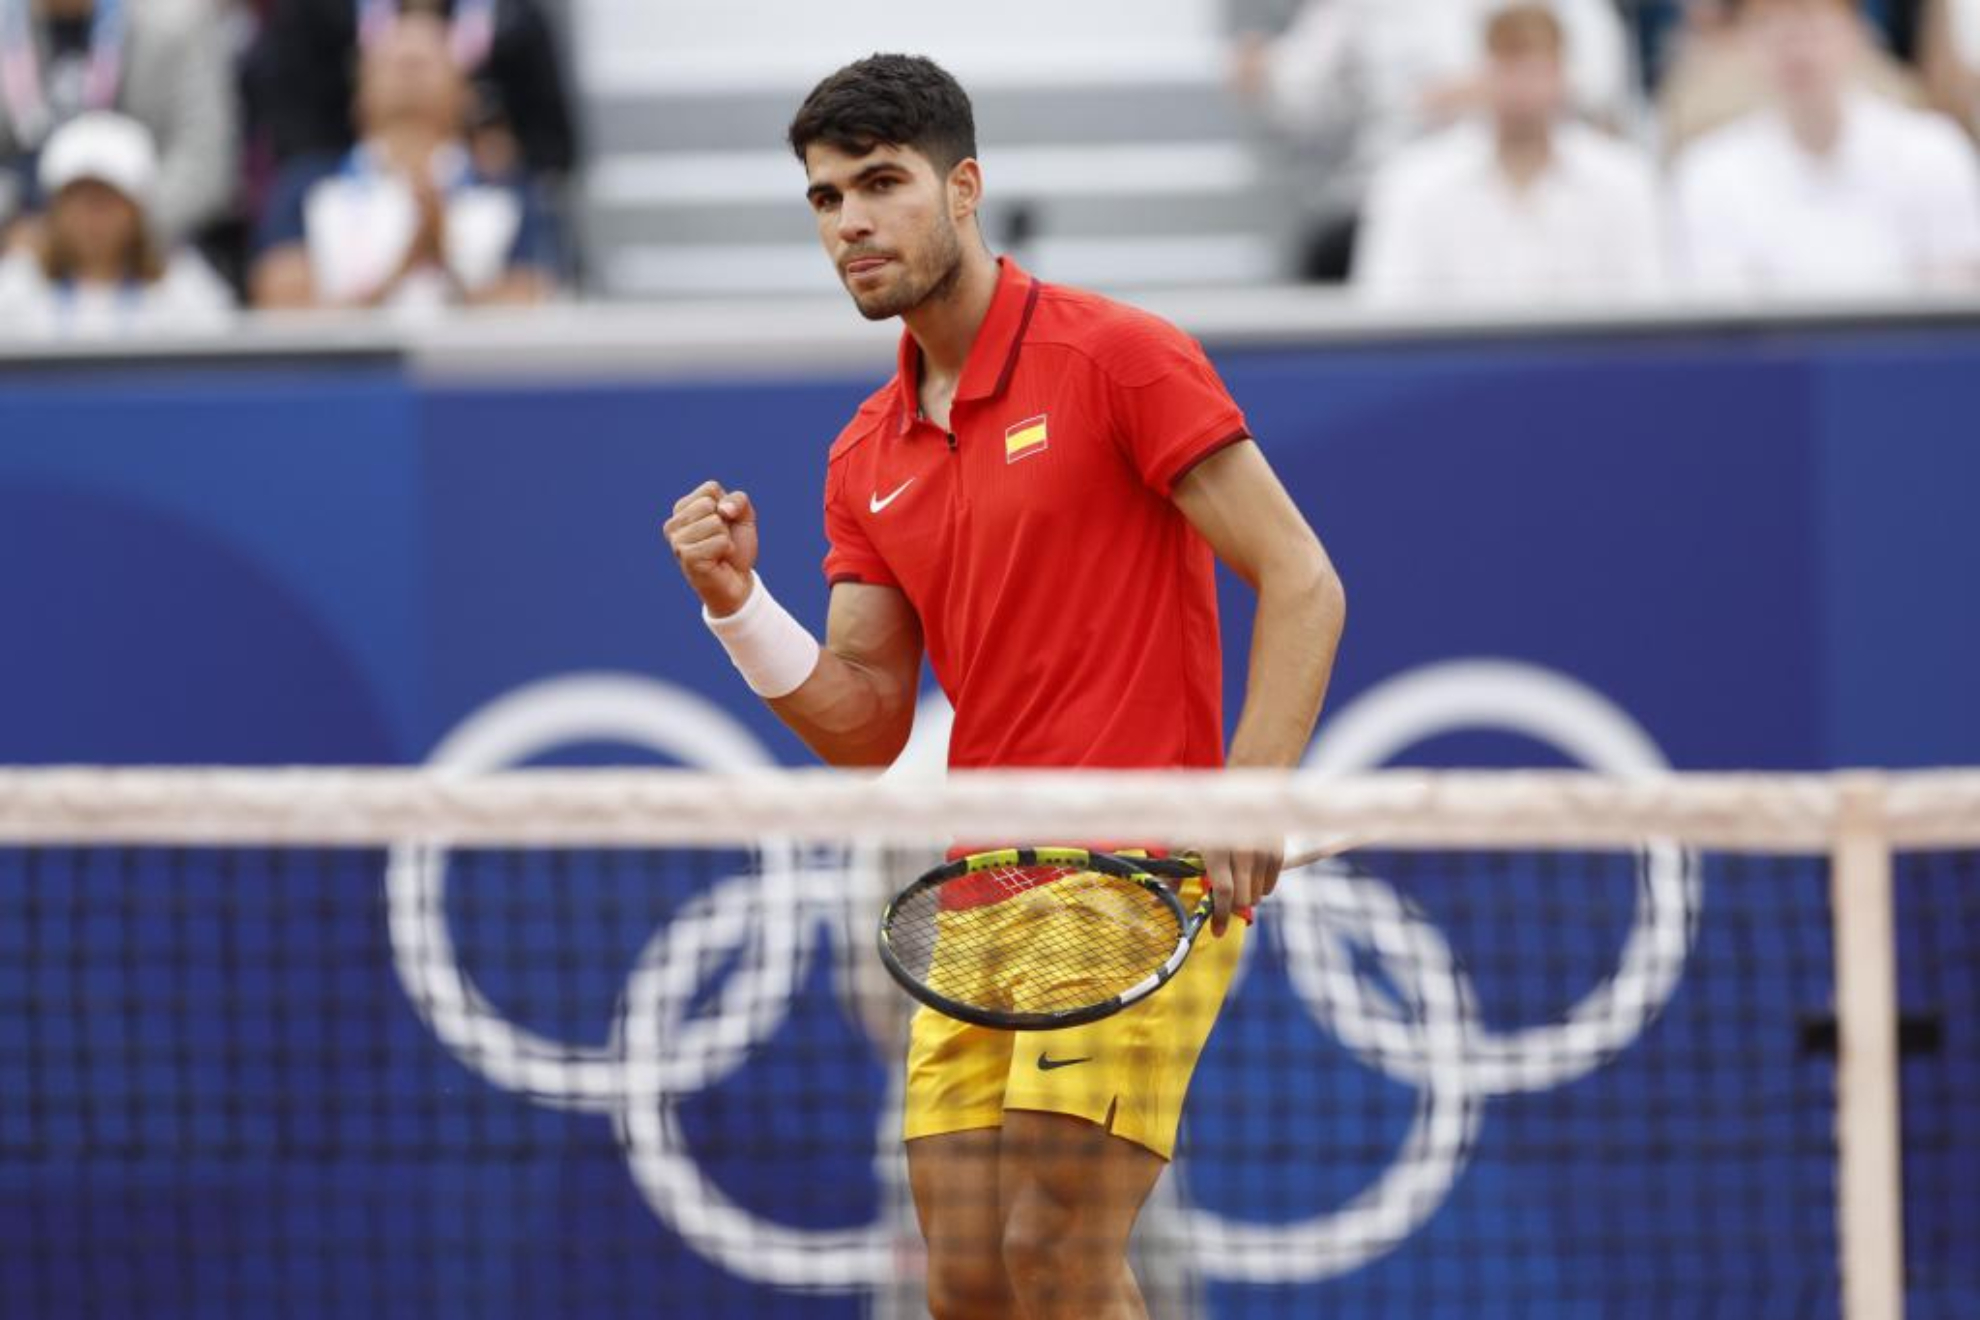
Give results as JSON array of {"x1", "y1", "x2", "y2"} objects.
[{"x1": 846, "y1": 216, "x2": 965, "y2": 321}]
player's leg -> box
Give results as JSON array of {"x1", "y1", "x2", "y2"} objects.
[
  {"x1": 906, "y1": 1130, "x2": 1014, "y2": 1319},
  {"x1": 999, "y1": 1111, "x2": 1166, "y2": 1319},
  {"x1": 996, "y1": 879, "x2": 1248, "y2": 1317},
  {"x1": 901, "y1": 992, "x2": 1018, "y2": 1320}
]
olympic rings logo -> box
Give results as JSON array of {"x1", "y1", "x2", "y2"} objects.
[{"x1": 385, "y1": 661, "x2": 1700, "y2": 1291}]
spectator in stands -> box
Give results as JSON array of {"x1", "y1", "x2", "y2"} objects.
[
  {"x1": 0, "y1": 0, "x2": 236, "y2": 247},
  {"x1": 1231, "y1": 0, "x2": 1636, "y2": 280},
  {"x1": 249, "y1": 0, "x2": 575, "y2": 181},
  {"x1": 1354, "y1": 4, "x2": 1665, "y2": 306},
  {"x1": 0, "y1": 111, "x2": 232, "y2": 335},
  {"x1": 1659, "y1": 0, "x2": 1928, "y2": 156},
  {"x1": 1921, "y1": 0, "x2": 1980, "y2": 136},
  {"x1": 249, "y1": 10, "x2": 558, "y2": 311},
  {"x1": 1673, "y1": 0, "x2": 1980, "y2": 295}
]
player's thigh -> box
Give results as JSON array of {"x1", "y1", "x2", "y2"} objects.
[
  {"x1": 906, "y1": 1129, "x2": 1010, "y2": 1303},
  {"x1": 998, "y1": 1110, "x2": 1167, "y2": 1260}
]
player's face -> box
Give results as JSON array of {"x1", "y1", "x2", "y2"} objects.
[{"x1": 804, "y1": 142, "x2": 966, "y2": 321}]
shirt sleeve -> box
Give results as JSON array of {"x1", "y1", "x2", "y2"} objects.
[
  {"x1": 1911, "y1": 122, "x2": 1980, "y2": 279},
  {"x1": 1352, "y1": 157, "x2": 1431, "y2": 306},
  {"x1": 1104, "y1": 321, "x2": 1251, "y2": 497},
  {"x1": 1610, "y1": 156, "x2": 1672, "y2": 301},
  {"x1": 1261, "y1": 2, "x2": 1357, "y2": 141},
  {"x1": 821, "y1": 454, "x2": 899, "y2": 588},
  {"x1": 1958, "y1": 0, "x2": 1980, "y2": 64},
  {"x1": 0, "y1": 251, "x2": 49, "y2": 320},
  {"x1": 152, "y1": 253, "x2": 238, "y2": 330},
  {"x1": 144, "y1": 0, "x2": 240, "y2": 243},
  {"x1": 1559, "y1": 0, "x2": 1632, "y2": 124},
  {"x1": 1670, "y1": 146, "x2": 1755, "y2": 297}
]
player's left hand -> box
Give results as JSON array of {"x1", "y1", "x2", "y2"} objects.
[{"x1": 1198, "y1": 846, "x2": 1283, "y2": 938}]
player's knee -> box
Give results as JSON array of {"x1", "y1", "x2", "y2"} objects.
[
  {"x1": 923, "y1": 1250, "x2": 1010, "y2": 1320},
  {"x1": 1000, "y1": 1189, "x2": 1087, "y2": 1294}
]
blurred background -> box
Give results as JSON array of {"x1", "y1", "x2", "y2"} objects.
[
  {"x1": 1, "y1": 2, "x2": 1977, "y2": 1318},
  {"x1": 2, "y1": 0, "x2": 1979, "y2": 312}
]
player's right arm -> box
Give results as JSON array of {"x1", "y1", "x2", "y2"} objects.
[
  {"x1": 664, "y1": 480, "x2": 922, "y2": 768},
  {"x1": 771, "y1": 582, "x2": 923, "y2": 766}
]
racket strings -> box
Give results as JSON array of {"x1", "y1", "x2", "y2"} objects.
[{"x1": 889, "y1": 863, "x2": 1182, "y2": 1017}]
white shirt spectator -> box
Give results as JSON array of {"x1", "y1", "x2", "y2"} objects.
[
  {"x1": 1673, "y1": 93, "x2": 1980, "y2": 297},
  {"x1": 1355, "y1": 119, "x2": 1666, "y2": 307},
  {"x1": 0, "y1": 111, "x2": 231, "y2": 339},
  {"x1": 254, "y1": 141, "x2": 559, "y2": 315},
  {"x1": 304, "y1": 147, "x2": 522, "y2": 309},
  {"x1": 0, "y1": 249, "x2": 231, "y2": 337},
  {"x1": 1262, "y1": 0, "x2": 1634, "y2": 211}
]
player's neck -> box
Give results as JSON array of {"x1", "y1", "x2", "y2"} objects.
[{"x1": 901, "y1": 244, "x2": 1001, "y2": 394}]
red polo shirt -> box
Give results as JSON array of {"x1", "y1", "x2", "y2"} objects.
[{"x1": 821, "y1": 258, "x2": 1249, "y2": 771}]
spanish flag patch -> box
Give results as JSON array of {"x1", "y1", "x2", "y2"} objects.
[{"x1": 1004, "y1": 414, "x2": 1049, "y2": 464}]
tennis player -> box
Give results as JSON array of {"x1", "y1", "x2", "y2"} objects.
[{"x1": 663, "y1": 54, "x2": 1345, "y2": 1320}]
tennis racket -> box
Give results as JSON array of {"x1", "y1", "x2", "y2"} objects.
[{"x1": 876, "y1": 839, "x2": 1360, "y2": 1031}]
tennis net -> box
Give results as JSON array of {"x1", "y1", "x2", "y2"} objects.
[{"x1": 0, "y1": 767, "x2": 1973, "y2": 1319}]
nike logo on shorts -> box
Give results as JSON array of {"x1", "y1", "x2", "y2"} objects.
[
  {"x1": 1036, "y1": 1053, "x2": 1091, "y2": 1072},
  {"x1": 870, "y1": 479, "x2": 914, "y2": 514}
]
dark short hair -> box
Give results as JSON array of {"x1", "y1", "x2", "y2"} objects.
[{"x1": 787, "y1": 54, "x2": 977, "y2": 175}]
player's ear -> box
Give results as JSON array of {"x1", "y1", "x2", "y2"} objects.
[{"x1": 947, "y1": 158, "x2": 983, "y2": 223}]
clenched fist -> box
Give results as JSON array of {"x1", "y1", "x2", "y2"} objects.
[{"x1": 663, "y1": 480, "x2": 758, "y2": 617}]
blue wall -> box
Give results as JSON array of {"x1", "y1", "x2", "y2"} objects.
[{"x1": 5, "y1": 329, "x2": 1977, "y2": 770}]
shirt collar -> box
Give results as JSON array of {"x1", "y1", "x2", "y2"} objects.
[{"x1": 895, "y1": 256, "x2": 1041, "y2": 433}]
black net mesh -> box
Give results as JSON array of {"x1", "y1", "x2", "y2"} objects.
[
  {"x1": 1895, "y1": 850, "x2": 1980, "y2": 1317},
  {"x1": 0, "y1": 839, "x2": 1966, "y2": 1317}
]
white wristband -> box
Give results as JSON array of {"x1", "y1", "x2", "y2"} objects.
[{"x1": 702, "y1": 573, "x2": 822, "y2": 699}]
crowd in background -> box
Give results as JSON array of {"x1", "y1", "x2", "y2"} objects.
[
  {"x1": 1234, "y1": 0, "x2": 1980, "y2": 304},
  {"x1": 0, "y1": 0, "x2": 575, "y2": 334},
  {"x1": 0, "y1": 0, "x2": 1978, "y2": 335}
]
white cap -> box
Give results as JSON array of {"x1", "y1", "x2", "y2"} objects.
[{"x1": 37, "y1": 112, "x2": 159, "y2": 208}]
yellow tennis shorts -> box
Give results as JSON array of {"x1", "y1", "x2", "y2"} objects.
[{"x1": 901, "y1": 875, "x2": 1246, "y2": 1161}]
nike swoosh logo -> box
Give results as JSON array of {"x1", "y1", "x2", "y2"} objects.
[
  {"x1": 869, "y1": 479, "x2": 914, "y2": 514},
  {"x1": 1037, "y1": 1054, "x2": 1091, "y2": 1072}
]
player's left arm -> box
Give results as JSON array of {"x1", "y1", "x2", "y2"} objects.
[{"x1": 1172, "y1": 438, "x2": 1346, "y2": 935}]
